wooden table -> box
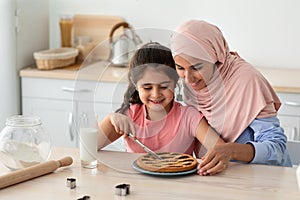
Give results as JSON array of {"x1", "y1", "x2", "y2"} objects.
[{"x1": 0, "y1": 147, "x2": 299, "y2": 199}]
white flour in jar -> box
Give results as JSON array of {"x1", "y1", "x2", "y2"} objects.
[{"x1": 0, "y1": 141, "x2": 47, "y2": 170}]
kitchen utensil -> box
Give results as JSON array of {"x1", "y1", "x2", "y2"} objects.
[
  {"x1": 0, "y1": 115, "x2": 51, "y2": 170},
  {"x1": 108, "y1": 22, "x2": 142, "y2": 67},
  {"x1": 0, "y1": 156, "x2": 73, "y2": 189},
  {"x1": 127, "y1": 133, "x2": 162, "y2": 160},
  {"x1": 73, "y1": 15, "x2": 124, "y2": 61},
  {"x1": 74, "y1": 35, "x2": 94, "y2": 62},
  {"x1": 34, "y1": 47, "x2": 78, "y2": 70}
]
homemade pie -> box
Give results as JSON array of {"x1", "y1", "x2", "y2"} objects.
[{"x1": 136, "y1": 152, "x2": 198, "y2": 173}]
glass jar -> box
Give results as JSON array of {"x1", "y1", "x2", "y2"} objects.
[
  {"x1": 74, "y1": 35, "x2": 94, "y2": 62},
  {"x1": 59, "y1": 14, "x2": 73, "y2": 47},
  {"x1": 0, "y1": 115, "x2": 51, "y2": 170}
]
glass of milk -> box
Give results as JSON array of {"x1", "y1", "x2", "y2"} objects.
[{"x1": 79, "y1": 112, "x2": 98, "y2": 169}]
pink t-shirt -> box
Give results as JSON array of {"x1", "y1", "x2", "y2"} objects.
[{"x1": 124, "y1": 102, "x2": 203, "y2": 155}]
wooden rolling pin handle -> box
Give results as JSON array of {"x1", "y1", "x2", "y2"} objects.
[
  {"x1": 58, "y1": 156, "x2": 73, "y2": 167},
  {"x1": 0, "y1": 156, "x2": 73, "y2": 189}
]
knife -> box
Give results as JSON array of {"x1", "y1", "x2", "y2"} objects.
[{"x1": 127, "y1": 133, "x2": 162, "y2": 160}]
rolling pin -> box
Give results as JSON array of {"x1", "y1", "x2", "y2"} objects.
[{"x1": 0, "y1": 156, "x2": 73, "y2": 189}]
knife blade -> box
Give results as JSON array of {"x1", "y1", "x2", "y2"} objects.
[{"x1": 127, "y1": 133, "x2": 162, "y2": 160}]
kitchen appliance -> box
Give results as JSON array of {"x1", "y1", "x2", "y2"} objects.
[{"x1": 108, "y1": 22, "x2": 142, "y2": 67}]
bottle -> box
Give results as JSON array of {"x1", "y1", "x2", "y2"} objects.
[
  {"x1": 59, "y1": 14, "x2": 73, "y2": 47},
  {"x1": 0, "y1": 115, "x2": 51, "y2": 170}
]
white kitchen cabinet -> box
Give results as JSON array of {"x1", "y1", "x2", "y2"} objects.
[
  {"x1": 22, "y1": 98, "x2": 75, "y2": 147},
  {"x1": 21, "y1": 76, "x2": 127, "y2": 150},
  {"x1": 278, "y1": 115, "x2": 299, "y2": 141},
  {"x1": 277, "y1": 92, "x2": 300, "y2": 141}
]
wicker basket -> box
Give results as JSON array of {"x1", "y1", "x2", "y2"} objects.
[{"x1": 34, "y1": 48, "x2": 79, "y2": 70}]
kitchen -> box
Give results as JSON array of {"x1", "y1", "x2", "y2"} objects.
[{"x1": 1, "y1": 0, "x2": 300, "y2": 199}]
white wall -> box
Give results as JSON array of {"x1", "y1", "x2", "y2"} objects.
[
  {"x1": 0, "y1": 0, "x2": 49, "y2": 129},
  {"x1": 0, "y1": 0, "x2": 18, "y2": 129},
  {"x1": 16, "y1": 0, "x2": 49, "y2": 70},
  {"x1": 50, "y1": 0, "x2": 300, "y2": 69}
]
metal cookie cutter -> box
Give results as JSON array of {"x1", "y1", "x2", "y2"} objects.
[
  {"x1": 77, "y1": 195, "x2": 90, "y2": 200},
  {"x1": 66, "y1": 178, "x2": 76, "y2": 189},
  {"x1": 115, "y1": 183, "x2": 130, "y2": 196}
]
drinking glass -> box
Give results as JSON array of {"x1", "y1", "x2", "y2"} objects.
[{"x1": 79, "y1": 112, "x2": 98, "y2": 169}]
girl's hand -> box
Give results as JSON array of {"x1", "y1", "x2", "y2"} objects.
[
  {"x1": 109, "y1": 113, "x2": 136, "y2": 136},
  {"x1": 197, "y1": 143, "x2": 234, "y2": 176}
]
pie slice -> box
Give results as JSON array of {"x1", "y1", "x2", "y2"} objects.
[{"x1": 136, "y1": 152, "x2": 198, "y2": 173}]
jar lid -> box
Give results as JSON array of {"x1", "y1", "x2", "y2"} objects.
[{"x1": 6, "y1": 115, "x2": 42, "y2": 127}]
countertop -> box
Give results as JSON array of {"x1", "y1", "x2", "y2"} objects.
[
  {"x1": 19, "y1": 62, "x2": 300, "y2": 93},
  {"x1": 0, "y1": 146, "x2": 299, "y2": 199},
  {"x1": 258, "y1": 67, "x2": 300, "y2": 93},
  {"x1": 19, "y1": 61, "x2": 129, "y2": 83}
]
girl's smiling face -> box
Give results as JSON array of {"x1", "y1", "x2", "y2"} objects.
[
  {"x1": 174, "y1": 54, "x2": 216, "y2": 91},
  {"x1": 136, "y1": 68, "x2": 175, "y2": 113}
]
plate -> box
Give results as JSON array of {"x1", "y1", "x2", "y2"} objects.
[{"x1": 132, "y1": 160, "x2": 197, "y2": 176}]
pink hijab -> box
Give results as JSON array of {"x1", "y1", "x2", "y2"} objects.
[{"x1": 171, "y1": 20, "x2": 281, "y2": 142}]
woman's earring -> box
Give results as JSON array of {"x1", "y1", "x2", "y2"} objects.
[
  {"x1": 175, "y1": 81, "x2": 183, "y2": 102},
  {"x1": 176, "y1": 92, "x2": 183, "y2": 102},
  {"x1": 176, "y1": 95, "x2": 183, "y2": 102}
]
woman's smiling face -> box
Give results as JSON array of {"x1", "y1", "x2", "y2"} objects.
[
  {"x1": 174, "y1": 54, "x2": 216, "y2": 91},
  {"x1": 136, "y1": 68, "x2": 175, "y2": 113}
]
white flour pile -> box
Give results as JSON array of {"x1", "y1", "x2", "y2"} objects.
[{"x1": 0, "y1": 141, "x2": 49, "y2": 170}]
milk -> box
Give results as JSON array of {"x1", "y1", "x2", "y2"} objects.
[{"x1": 79, "y1": 127, "x2": 98, "y2": 168}]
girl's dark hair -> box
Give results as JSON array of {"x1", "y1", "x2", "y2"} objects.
[{"x1": 116, "y1": 42, "x2": 178, "y2": 113}]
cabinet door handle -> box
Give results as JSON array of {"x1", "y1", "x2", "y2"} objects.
[
  {"x1": 291, "y1": 127, "x2": 297, "y2": 141},
  {"x1": 68, "y1": 112, "x2": 75, "y2": 141},
  {"x1": 61, "y1": 87, "x2": 91, "y2": 93},
  {"x1": 285, "y1": 101, "x2": 300, "y2": 107},
  {"x1": 292, "y1": 127, "x2": 299, "y2": 141}
]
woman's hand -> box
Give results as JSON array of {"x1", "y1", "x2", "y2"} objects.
[
  {"x1": 197, "y1": 143, "x2": 234, "y2": 176},
  {"x1": 197, "y1": 143, "x2": 255, "y2": 175},
  {"x1": 109, "y1": 113, "x2": 136, "y2": 136}
]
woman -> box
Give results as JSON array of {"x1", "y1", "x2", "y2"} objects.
[{"x1": 170, "y1": 20, "x2": 292, "y2": 175}]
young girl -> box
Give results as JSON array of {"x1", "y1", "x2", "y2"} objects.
[{"x1": 98, "y1": 42, "x2": 225, "y2": 175}]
